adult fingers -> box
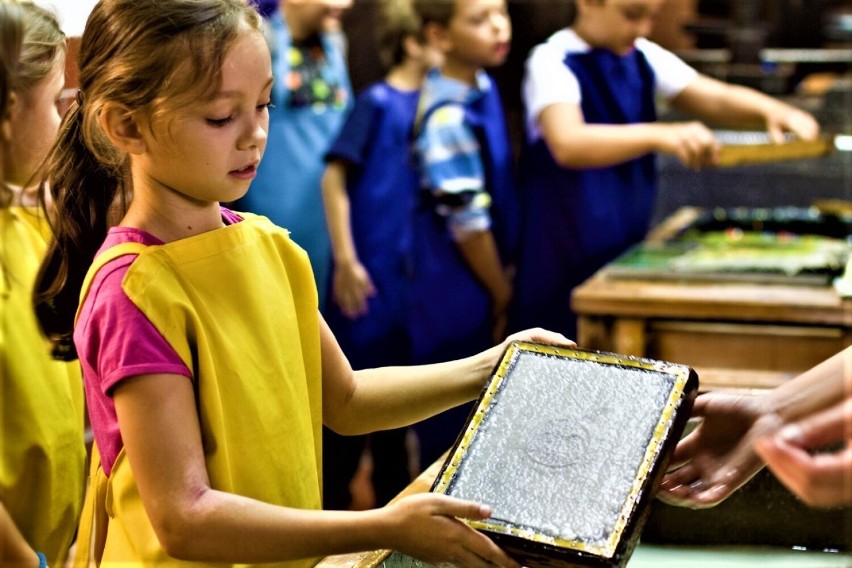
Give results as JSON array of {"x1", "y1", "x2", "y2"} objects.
[
  {"x1": 756, "y1": 436, "x2": 852, "y2": 507},
  {"x1": 776, "y1": 398, "x2": 852, "y2": 450}
]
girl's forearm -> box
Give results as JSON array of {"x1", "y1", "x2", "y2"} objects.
[
  {"x1": 333, "y1": 349, "x2": 495, "y2": 434},
  {"x1": 157, "y1": 489, "x2": 391, "y2": 562}
]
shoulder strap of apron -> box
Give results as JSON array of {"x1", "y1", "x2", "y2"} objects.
[{"x1": 74, "y1": 242, "x2": 149, "y2": 326}]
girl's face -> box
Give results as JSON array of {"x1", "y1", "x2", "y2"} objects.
[
  {"x1": 577, "y1": 0, "x2": 665, "y2": 55},
  {"x1": 2, "y1": 55, "x2": 65, "y2": 187},
  {"x1": 133, "y1": 30, "x2": 273, "y2": 206},
  {"x1": 442, "y1": 0, "x2": 512, "y2": 70}
]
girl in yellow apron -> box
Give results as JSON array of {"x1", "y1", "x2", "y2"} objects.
[
  {"x1": 1, "y1": 2, "x2": 85, "y2": 566},
  {"x1": 33, "y1": 1, "x2": 569, "y2": 567}
]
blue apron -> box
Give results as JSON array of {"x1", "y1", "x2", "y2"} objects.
[
  {"x1": 409, "y1": 78, "x2": 520, "y2": 363},
  {"x1": 512, "y1": 47, "x2": 657, "y2": 337}
]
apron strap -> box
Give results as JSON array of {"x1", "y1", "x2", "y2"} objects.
[{"x1": 74, "y1": 242, "x2": 149, "y2": 325}]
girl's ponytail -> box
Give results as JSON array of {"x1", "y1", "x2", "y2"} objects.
[
  {"x1": 32, "y1": 0, "x2": 262, "y2": 360},
  {"x1": 33, "y1": 98, "x2": 126, "y2": 360}
]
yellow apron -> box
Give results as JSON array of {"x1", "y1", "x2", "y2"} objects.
[
  {"x1": 75, "y1": 214, "x2": 323, "y2": 567},
  {"x1": 0, "y1": 206, "x2": 86, "y2": 566}
]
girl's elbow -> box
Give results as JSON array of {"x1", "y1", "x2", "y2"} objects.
[
  {"x1": 149, "y1": 498, "x2": 209, "y2": 560},
  {"x1": 153, "y1": 518, "x2": 196, "y2": 560}
]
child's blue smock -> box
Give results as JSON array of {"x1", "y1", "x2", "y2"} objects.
[
  {"x1": 322, "y1": 83, "x2": 419, "y2": 367},
  {"x1": 410, "y1": 70, "x2": 520, "y2": 363},
  {"x1": 512, "y1": 48, "x2": 657, "y2": 337},
  {"x1": 235, "y1": 12, "x2": 351, "y2": 308}
]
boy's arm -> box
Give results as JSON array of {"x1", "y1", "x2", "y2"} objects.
[
  {"x1": 321, "y1": 160, "x2": 375, "y2": 319},
  {"x1": 456, "y1": 229, "x2": 512, "y2": 341},
  {"x1": 416, "y1": 104, "x2": 512, "y2": 336},
  {"x1": 670, "y1": 74, "x2": 821, "y2": 143},
  {"x1": 538, "y1": 101, "x2": 719, "y2": 171}
]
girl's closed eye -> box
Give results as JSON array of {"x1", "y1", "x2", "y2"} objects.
[{"x1": 207, "y1": 115, "x2": 234, "y2": 127}]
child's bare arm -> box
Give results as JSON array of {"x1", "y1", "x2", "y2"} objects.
[
  {"x1": 321, "y1": 315, "x2": 572, "y2": 435},
  {"x1": 455, "y1": 229, "x2": 512, "y2": 342},
  {"x1": 113, "y1": 370, "x2": 520, "y2": 567},
  {"x1": 671, "y1": 74, "x2": 821, "y2": 142},
  {"x1": 538, "y1": 101, "x2": 719, "y2": 171},
  {"x1": 321, "y1": 161, "x2": 376, "y2": 318}
]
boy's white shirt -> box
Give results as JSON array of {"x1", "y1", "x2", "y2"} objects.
[{"x1": 523, "y1": 28, "x2": 699, "y2": 142}]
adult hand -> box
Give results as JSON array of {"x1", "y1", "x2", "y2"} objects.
[
  {"x1": 658, "y1": 391, "x2": 777, "y2": 508},
  {"x1": 385, "y1": 493, "x2": 520, "y2": 568},
  {"x1": 754, "y1": 397, "x2": 852, "y2": 508},
  {"x1": 331, "y1": 260, "x2": 376, "y2": 319}
]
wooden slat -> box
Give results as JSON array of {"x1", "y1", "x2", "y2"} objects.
[{"x1": 715, "y1": 137, "x2": 834, "y2": 168}]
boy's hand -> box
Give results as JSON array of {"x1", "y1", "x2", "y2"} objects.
[
  {"x1": 331, "y1": 260, "x2": 376, "y2": 319},
  {"x1": 384, "y1": 494, "x2": 521, "y2": 568},
  {"x1": 656, "y1": 121, "x2": 720, "y2": 171},
  {"x1": 765, "y1": 104, "x2": 821, "y2": 144}
]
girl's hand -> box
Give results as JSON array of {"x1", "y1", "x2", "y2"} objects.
[
  {"x1": 384, "y1": 494, "x2": 521, "y2": 568},
  {"x1": 754, "y1": 397, "x2": 852, "y2": 508},
  {"x1": 331, "y1": 260, "x2": 376, "y2": 319},
  {"x1": 658, "y1": 392, "x2": 776, "y2": 508}
]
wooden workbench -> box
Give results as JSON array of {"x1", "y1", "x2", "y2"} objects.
[{"x1": 572, "y1": 208, "x2": 852, "y2": 391}]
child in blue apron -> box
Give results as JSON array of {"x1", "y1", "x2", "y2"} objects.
[
  {"x1": 32, "y1": 1, "x2": 570, "y2": 566},
  {"x1": 512, "y1": 0, "x2": 821, "y2": 339},
  {"x1": 409, "y1": 0, "x2": 521, "y2": 470},
  {"x1": 233, "y1": 0, "x2": 352, "y2": 310},
  {"x1": 320, "y1": 0, "x2": 441, "y2": 510}
]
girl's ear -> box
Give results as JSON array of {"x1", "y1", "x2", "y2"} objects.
[
  {"x1": 98, "y1": 103, "x2": 146, "y2": 155},
  {"x1": 1, "y1": 91, "x2": 19, "y2": 144}
]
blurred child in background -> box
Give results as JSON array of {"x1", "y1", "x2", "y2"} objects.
[
  {"x1": 234, "y1": 0, "x2": 352, "y2": 309},
  {"x1": 511, "y1": 0, "x2": 820, "y2": 339},
  {"x1": 321, "y1": 0, "x2": 441, "y2": 510},
  {"x1": 409, "y1": 0, "x2": 520, "y2": 470},
  {"x1": 0, "y1": 1, "x2": 85, "y2": 566}
]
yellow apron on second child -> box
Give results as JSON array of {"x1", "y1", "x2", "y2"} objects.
[
  {"x1": 75, "y1": 214, "x2": 323, "y2": 567},
  {"x1": 0, "y1": 206, "x2": 86, "y2": 567}
]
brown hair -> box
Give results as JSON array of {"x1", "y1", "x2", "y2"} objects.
[
  {"x1": 377, "y1": 0, "x2": 424, "y2": 70},
  {"x1": 411, "y1": 0, "x2": 456, "y2": 28},
  {"x1": 0, "y1": 0, "x2": 64, "y2": 206},
  {"x1": 34, "y1": 0, "x2": 263, "y2": 359}
]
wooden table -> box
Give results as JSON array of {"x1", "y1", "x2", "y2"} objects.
[{"x1": 572, "y1": 208, "x2": 852, "y2": 391}]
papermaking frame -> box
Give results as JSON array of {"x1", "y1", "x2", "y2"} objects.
[{"x1": 430, "y1": 341, "x2": 699, "y2": 568}]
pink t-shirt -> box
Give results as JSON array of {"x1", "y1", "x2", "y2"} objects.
[{"x1": 75, "y1": 208, "x2": 243, "y2": 475}]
